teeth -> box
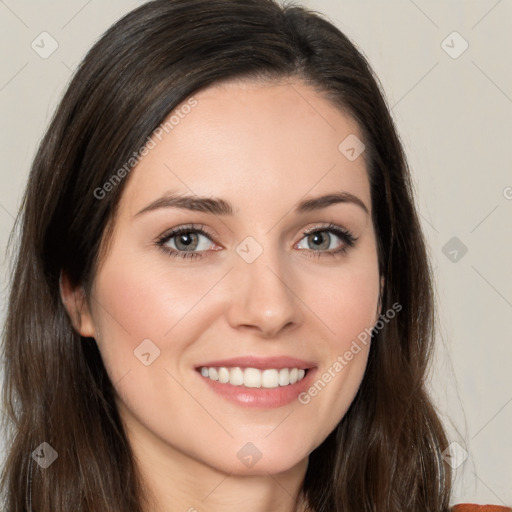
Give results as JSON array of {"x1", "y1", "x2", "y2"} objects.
[
  {"x1": 244, "y1": 367, "x2": 261, "y2": 388},
  {"x1": 278, "y1": 368, "x2": 289, "y2": 386},
  {"x1": 199, "y1": 366, "x2": 307, "y2": 388},
  {"x1": 218, "y1": 367, "x2": 230, "y2": 384},
  {"x1": 229, "y1": 367, "x2": 244, "y2": 386},
  {"x1": 262, "y1": 369, "x2": 278, "y2": 388}
]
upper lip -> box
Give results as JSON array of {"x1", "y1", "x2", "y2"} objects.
[{"x1": 195, "y1": 356, "x2": 316, "y2": 371}]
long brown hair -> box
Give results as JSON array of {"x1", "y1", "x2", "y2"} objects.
[{"x1": 0, "y1": 0, "x2": 452, "y2": 510}]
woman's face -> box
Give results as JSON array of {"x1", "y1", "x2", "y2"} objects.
[{"x1": 71, "y1": 78, "x2": 382, "y2": 476}]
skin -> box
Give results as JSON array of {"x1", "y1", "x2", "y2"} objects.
[{"x1": 61, "y1": 77, "x2": 383, "y2": 512}]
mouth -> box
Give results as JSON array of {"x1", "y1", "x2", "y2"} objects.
[
  {"x1": 194, "y1": 356, "x2": 317, "y2": 408},
  {"x1": 197, "y1": 366, "x2": 308, "y2": 388}
]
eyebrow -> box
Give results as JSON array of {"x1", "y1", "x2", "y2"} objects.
[{"x1": 134, "y1": 191, "x2": 369, "y2": 218}]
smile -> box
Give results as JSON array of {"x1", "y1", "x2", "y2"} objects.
[{"x1": 198, "y1": 366, "x2": 307, "y2": 388}]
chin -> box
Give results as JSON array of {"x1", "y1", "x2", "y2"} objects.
[{"x1": 197, "y1": 436, "x2": 312, "y2": 477}]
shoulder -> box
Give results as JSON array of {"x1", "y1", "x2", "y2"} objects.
[{"x1": 452, "y1": 505, "x2": 512, "y2": 512}]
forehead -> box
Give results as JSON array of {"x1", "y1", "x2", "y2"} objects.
[{"x1": 118, "y1": 77, "x2": 371, "y2": 220}]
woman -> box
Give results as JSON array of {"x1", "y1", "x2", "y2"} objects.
[{"x1": 0, "y1": 0, "x2": 509, "y2": 511}]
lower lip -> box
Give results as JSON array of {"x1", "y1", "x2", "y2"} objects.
[{"x1": 198, "y1": 368, "x2": 317, "y2": 408}]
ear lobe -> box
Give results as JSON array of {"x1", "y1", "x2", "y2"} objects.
[{"x1": 59, "y1": 270, "x2": 96, "y2": 338}]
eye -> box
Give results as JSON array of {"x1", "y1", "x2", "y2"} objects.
[
  {"x1": 296, "y1": 223, "x2": 358, "y2": 258},
  {"x1": 155, "y1": 222, "x2": 358, "y2": 261},
  {"x1": 156, "y1": 224, "x2": 218, "y2": 260}
]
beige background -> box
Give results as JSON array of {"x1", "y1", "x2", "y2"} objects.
[{"x1": 0, "y1": 0, "x2": 511, "y2": 506}]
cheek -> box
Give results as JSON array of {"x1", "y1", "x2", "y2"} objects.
[
  {"x1": 88, "y1": 251, "x2": 227, "y2": 375},
  {"x1": 305, "y1": 254, "x2": 380, "y2": 349},
  {"x1": 295, "y1": 250, "x2": 379, "y2": 434},
  {"x1": 94, "y1": 250, "x2": 202, "y2": 330},
  {"x1": 323, "y1": 273, "x2": 379, "y2": 343}
]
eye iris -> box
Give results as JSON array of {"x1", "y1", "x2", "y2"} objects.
[
  {"x1": 175, "y1": 232, "x2": 198, "y2": 251},
  {"x1": 309, "y1": 232, "x2": 330, "y2": 250}
]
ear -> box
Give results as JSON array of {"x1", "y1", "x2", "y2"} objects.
[{"x1": 59, "y1": 270, "x2": 96, "y2": 338}]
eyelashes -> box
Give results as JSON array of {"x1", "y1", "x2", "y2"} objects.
[
  {"x1": 156, "y1": 224, "x2": 215, "y2": 259},
  {"x1": 155, "y1": 222, "x2": 358, "y2": 261}
]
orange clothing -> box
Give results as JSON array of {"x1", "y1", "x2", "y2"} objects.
[{"x1": 452, "y1": 505, "x2": 512, "y2": 512}]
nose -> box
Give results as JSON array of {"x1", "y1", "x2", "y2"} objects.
[{"x1": 225, "y1": 248, "x2": 303, "y2": 338}]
